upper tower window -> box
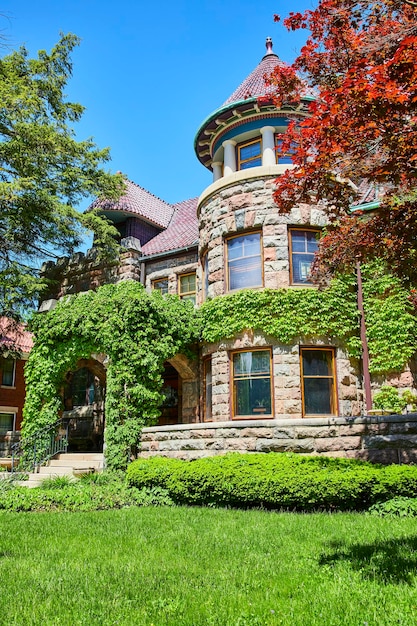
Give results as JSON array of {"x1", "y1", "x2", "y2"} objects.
[
  {"x1": 289, "y1": 229, "x2": 320, "y2": 285},
  {"x1": 237, "y1": 139, "x2": 262, "y2": 170},
  {"x1": 226, "y1": 232, "x2": 262, "y2": 291},
  {"x1": 275, "y1": 136, "x2": 296, "y2": 165}
]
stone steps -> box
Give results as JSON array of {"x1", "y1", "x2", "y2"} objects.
[{"x1": 16, "y1": 452, "x2": 104, "y2": 488}]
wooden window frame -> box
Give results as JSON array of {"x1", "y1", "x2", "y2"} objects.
[
  {"x1": 151, "y1": 277, "x2": 169, "y2": 295},
  {"x1": 237, "y1": 138, "x2": 262, "y2": 170},
  {"x1": 225, "y1": 231, "x2": 264, "y2": 292},
  {"x1": 1, "y1": 358, "x2": 16, "y2": 388},
  {"x1": 230, "y1": 348, "x2": 274, "y2": 420},
  {"x1": 178, "y1": 272, "x2": 196, "y2": 303},
  {"x1": 288, "y1": 228, "x2": 320, "y2": 285},
  {"x1": 203, "y1": 357, "x2": 212, "y2": 422},
  {"x1": 300, "y1": 346, "x2": 338, "y2": 417},
  {"x1": 202, "y1": 252, "x2": 209, "y2": 301}
]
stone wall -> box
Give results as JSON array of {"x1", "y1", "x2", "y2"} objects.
[
  {"x1": 40, "y1": 244, "x2": 143, "y2": 301},
  {"x1": 140, "y1": 414, "x2": 417, "y2": 464},
  {"x1": 144, "y1": 249, "x2": 198, "y2": 295}
]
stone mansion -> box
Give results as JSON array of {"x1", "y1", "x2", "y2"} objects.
[{"x1": 38, "y1": 39, "x2": 417, "y2": 463}]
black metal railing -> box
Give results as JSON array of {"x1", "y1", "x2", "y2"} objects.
[{"x1": 10, "y1": 417, "x2": 69, "y2": 473}]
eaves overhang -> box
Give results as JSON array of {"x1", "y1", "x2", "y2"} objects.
[{"x1": 194, "y1": 96, "x2": 315, "y2": 171}]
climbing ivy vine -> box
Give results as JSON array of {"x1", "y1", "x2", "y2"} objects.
[
  {"x1": 23, "y1": 281, "x2": 199, "y2": 470},
  {"x1": 200, "y1": 262, "x2": 417, "y2": 375},
  {"x1": 24, "y1": 263, "x2": 417, "y2": 470}
]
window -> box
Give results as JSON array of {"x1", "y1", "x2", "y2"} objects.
[
  {"x1": 226, "y1": 232, "x2": 262, "y2": 291},
  {"x1": 1, "y1": 358, "x2": 15, "y2": 387},
  {"x1": 203, "y1": 252, "x2": 209, "y2": 300},
  {"x1": 289, "y1": 229, "x2": 320, "y2": 284},
  {"x1": 232, "y1": 350, "x2": 272, "y2": 418},
  {"x1": 152, "y1": 278, "x2": 168, "y2": 294},
  {"x1": 0, "y1": 413, "x2": 14, "y2": 433},
  {"x1": 64, "y1": 368, "x2": 104, "y2": 408},
  {"x1": 178, "y1": 273, "x2": 196, "y2": 304},
  {"x1": 275, "y1": 136, "x2": 296, "y2": 164},
  {"x1": 237, "y1": 139, "x2": 262, "y2": 170},
  {"x1": 301, "y1": 348, "x2": 337, "y2": 416},
  {"x1": 203, "y1": 358, "x2": 212, "y2": 421}
]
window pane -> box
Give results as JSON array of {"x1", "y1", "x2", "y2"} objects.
[
  {"x1": 227, "y1": 237, "x2": 244, "y2": 260},
  {"x1": 204, "y1": 359, "x2": 212, "y2": 421},
  {"x1": 303, "y1": 378, "x2": 333, "y2": 415},
  {"x1": 292, "y1": 254, "x2": 314, "y2": 283},
  {"x1": 152, "y1": 278, "x2": 168, "y2": 294},
  {"x1": 234, "y1": 378, "x2": 272, "y2": 416},
  {"x1": 0, "y1": 413, "x2": 14, "y2": 432},
  {"x1": 229, "y1": 258, "x2": 262, "y2": 290},
  {"x1": 204, "y1": 254, "x2": 209, "y2": 299},
  {"x1": 302, "y1": 350, "x2": 333, "y2": 377},
  {"x1": 290, "y1": 230, "x2": 319, "y2": 284},
  {"x1": 291, "y1": 231, "x2": 307, "y2": 252},
  {"x1": 180, "y1": 274, "x2": 196, "y2": 293},
  {"x1": 306, "y1": 231, "x2": 319, "y2": 253},
  {"x1": 233, "y1": 351, "x2": 272, "y2": 417},
  {"x1": 240, "y1": 141, "x2": 261, "y2": 160},
  {"x1": 234, "y1": 351, "x2": 270, "y2": 376},
  {"x1": 1, "y1": 358, "x2": 15, "y2": 386},
  {"x1": 227, "y1": 234, "x2": 262, "y2": 290},
  {"x1": 240, "y1": 157, "x2": 262, "y2": 169}
]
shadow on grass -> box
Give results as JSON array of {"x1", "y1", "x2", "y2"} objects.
[{"x1": 319, "y1": 536, "x2": 417, "y2": 584}]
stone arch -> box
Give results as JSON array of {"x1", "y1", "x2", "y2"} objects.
[
  {"x1": 62, "y1": 356, "x2": 107, "y2": 452},
  {"x1": 165, "y1": 353, "x2": 199, "y2": 423}
]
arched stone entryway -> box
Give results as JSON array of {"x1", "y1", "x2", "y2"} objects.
[
  {"x1": 157, "y1": 355, "x2": 199, "y2": 425},
  {"x1": 62, "y1": 357, "x2": 107, "y2": 452}
]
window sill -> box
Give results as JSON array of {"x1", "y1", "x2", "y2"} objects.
[
  {"x1": 232, "y1": 414, "x2": 274, "y2": 420},
  {"x1": 1, "y1": 385, "x2": 16, "y2": 390}
]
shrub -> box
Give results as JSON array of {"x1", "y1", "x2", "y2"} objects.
[
  {"x1": 368, "y1": 497, "x2": 417, "y2": 517},
  {"x1": 126, "y1": 453, "x2": 417, "y2": 512},
  {"x1": 0, "y1": 474, "x2": 174, "y2": 512}
]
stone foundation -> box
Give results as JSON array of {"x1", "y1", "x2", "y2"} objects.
[{"x1": 140, "y1": 414, "x2": 417, "y2": 464}]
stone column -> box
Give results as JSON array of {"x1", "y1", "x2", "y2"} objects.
[
  {"x1": 222, "y1": 139, "x2": 237, "y2": 177},
  {"x1": 212, "y1": 161, "x2": 223, "y2": 182},
  {"x1": 260, "y1": 126, "x2": 276, "y2": 166}
]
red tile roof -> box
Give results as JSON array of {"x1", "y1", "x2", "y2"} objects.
[
  {"x1": 91, "y1": 179, "x2": 175, "y2": 229},
  {"x1": 141, "y1": 197, "x2": 199, "y2": 256},
  {"x1": 0, "y1": 318, "x2": 33, "y2": 353},
  {"x1": 222, "y1": 47, "x2": 286, "y2": 106}
]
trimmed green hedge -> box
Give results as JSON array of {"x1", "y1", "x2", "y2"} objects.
[{"x1": 126, "y1": 453, "x2": 417, "y2": 511}]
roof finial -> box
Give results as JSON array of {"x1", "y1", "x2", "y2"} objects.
[{"x1": 265, "y1": 37, "x2": 273, "y2": 55}]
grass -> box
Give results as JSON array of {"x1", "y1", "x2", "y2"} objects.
[{"x1": 0, "y1": 506, "x2": 416, "y2": 625}]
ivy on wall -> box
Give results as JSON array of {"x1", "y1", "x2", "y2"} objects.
[
  {"x1": 24, "y1": 263, "x2": 417, "y2": 469},
  {"x1": 23, "y1": 281, "x2": 199, "y2": 470},
  {"x1": 200, "y1": 262, "x2": 417, "y2": 375}
]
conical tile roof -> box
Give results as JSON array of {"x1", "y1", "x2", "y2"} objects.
[{"x1": 222, "y1": 37, "x2": 286, "y2": 106}]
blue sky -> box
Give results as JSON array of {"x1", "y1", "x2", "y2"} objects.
[{"x1": 2, "y1": 0, "x2": 313, "y2": 206}]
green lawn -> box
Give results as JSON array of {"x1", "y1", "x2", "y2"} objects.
[{"x1": 1, "y1": 506, "x2": 416, "y2": 625}]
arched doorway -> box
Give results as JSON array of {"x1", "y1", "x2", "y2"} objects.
[
  {"x1": 63, "y1": 359, "x2": 106, "y2": 451},
  {"x1": 158, "y1": 363, "x2": 181, "y2": 426}
]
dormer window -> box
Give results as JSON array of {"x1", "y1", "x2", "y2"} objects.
[{"x1": 237, "y1": 139, "x2": 262, "y2": 170}]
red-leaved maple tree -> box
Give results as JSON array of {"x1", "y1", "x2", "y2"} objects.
[{"x1": 267, "y1": 0, "x2": 417, "y2": 283}]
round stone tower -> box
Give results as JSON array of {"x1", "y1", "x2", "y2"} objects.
[{"x1": 193, "y1": 39, "x2": 359, "y2": 424}]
